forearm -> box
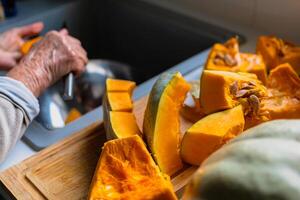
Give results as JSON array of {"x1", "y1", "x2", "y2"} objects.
[
  {"x1": 7, "y1": 59, "x2": 51, "y2": 97},
  {"x1": 0, "y1": 95, "x2": 28, "y2": 162},
  {"x1": 0, "y1": 77, "x2": 39, "y2": 163}
]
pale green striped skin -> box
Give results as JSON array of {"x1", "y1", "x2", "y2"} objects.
[{"x1": 185, "y1": 120, "x2": 300, "y2": 200}]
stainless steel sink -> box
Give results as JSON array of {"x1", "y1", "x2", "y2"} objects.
[
  {"x1": 35, "y1": 59, "x2": 132, "y2": 130},
  {"x1": 22, "y1": 0, "x2": 244, "y2": 150}
]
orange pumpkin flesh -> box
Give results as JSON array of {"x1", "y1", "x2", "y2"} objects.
[
  {"x1": 88, "y1": 135, "x2": 177, "y2": 200},
  {"x1": 205, "y1": 38, "x2": 240, "y2": 72},
  {"x1": 143, "y1": 72, "x2": 190, "y2": 176},
  {"x1": 205, "y1": 37, "x2": 267, "y2": 84},
  {"x1": 260, "y1": 63, "x2": 300, "y2": 119},
  {"x1": 103, "y1": 79, "x2": 141, "y2": 140},
  {"x1": 65, "y1": 108, "x2": 82, "y2": 124},
  {"x1": 200, "y1": 70, "x2": 267, "y2": 115},
  {"x1": 181, "y1": 105, "x2": 244, "y2": 166},
  {"x1": 21, "y1": 36, "x2": 42, "y2": 55},
  {"x1": 106, "y1": 79, "x2": 136, "y2": 94},
  {"x1": 239, "y1": 53, "x2": 267, "y2": 84},
  {"x1": 107, "y1": 92, "x2": 133, "y2": 112},
  {"x1": 257, "y1": 36, "x2": 300, "y2": 74},
  {"x1": 109, "y1": 112, "x2": 141, "y2": 138}
]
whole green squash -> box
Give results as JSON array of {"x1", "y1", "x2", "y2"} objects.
[{"x1": 183, "y1": 120, "x2": 300, "y2": 200}]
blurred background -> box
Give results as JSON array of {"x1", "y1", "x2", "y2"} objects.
[{"x1": 1, "y1": 0, "x2": 300, "y2": 84}]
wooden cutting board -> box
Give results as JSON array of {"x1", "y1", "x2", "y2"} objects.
[{"x1": 0, "y1": 96, "x2": 197, "y2": 200}]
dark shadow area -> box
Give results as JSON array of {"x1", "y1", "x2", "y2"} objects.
[{"x1": 73, "y1": 0, "x2": 239, "y2": 84}]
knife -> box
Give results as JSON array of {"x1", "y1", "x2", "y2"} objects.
[{"x1": 63, "y1": 73, "x2": 74, "y2": 100}]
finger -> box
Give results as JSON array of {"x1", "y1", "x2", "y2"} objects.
[
  {"x1": 11, "y1": 51, "x2": 22, "y2": 60},
  {"x1": 64, "y1": 36, "x2": 87, "y2": 63},
  {"x1": 79, "y1": 49, "x2": 88, "y2": 63},
  {"x1": 72, "y1": 59, "x2": 86, "y2": 76},
  {"x1": 69, "y1": 38, "x2": 87, "y2": 60},
  {"x1": 71, "y1": 43, "x2": 87, "y2": 61},
  {"x1": 16, "y1": 38, "x2": 25, "y2": 50},
  {"x1": 66, "y1": 36, "x2": 81, "y2": 45},
  {"x1": 16, "y1": 22, "x2": 44, "y2": 37},
  {"x1": 74, "y1": 46, "x2": 88, "y2": 64},
  {"x1": 59, "y1": 28, "x2": 69, "y2": 36},
  {"x1": 6, "y1": 38, "x2": 23, "y2": 52},
  {"x1": 0, "y1": 53, "x2": 17, "y2": 70}
]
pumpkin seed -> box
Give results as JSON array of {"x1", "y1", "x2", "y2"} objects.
[
  {"x1": 224, "y1": 54, "x2": 237, "y2": 66},
  {"x1": 241, "y1": 82, "x2": 255, "y2": 90},
  {"x1": 238, "y1": 98, "x2": 251, "y2": 116},
  {"x1": 213, "y1": 58, "x2": 224, "y2": 65},
  {"x1": 244, "y1": 108, "x2": 251, "y2": 116},
  {"x1": 215, "y1": 52, "x2": 224, "y2": 59},
  {"x1": 248, "y1": 81, "x2": 256, "y2": 86},
  {"x1": 249, "y1": 95, "x2": 260, "y2": 115},
  {"x1": 249, "y1": 89, "x2": 262, "y2": 97},
  {"x1": 213, "y1": 52, "x2": 237, "y2": 66},
  {"x1": 213, "y1": 53, "x2": 225, "y2": 65},
  {"x1": 235, "y1": 89, "x2": 249, "y2": 98},
  {"x1": 230, "y1": 81, "x2": 238, "y2": 95},
  {"x1": 278, "y1": 49, "x2": 285, "y2": 57},
  {"x1": 189, "y1": 80, "x2": 200, "y2": 99}
]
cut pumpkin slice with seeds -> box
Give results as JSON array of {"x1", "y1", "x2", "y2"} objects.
[{"x1": 205, "y1": 37, "x2": 267, "y2": 84}]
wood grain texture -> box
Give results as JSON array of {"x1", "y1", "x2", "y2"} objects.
[{"x1": 0, "y1": 96, "x2": 196, "y2": 200}]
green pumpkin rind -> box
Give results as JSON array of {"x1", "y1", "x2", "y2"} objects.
[
  {"x1": 102, "y1": 84, "x2": 136, "y2": 140},
  {"x1": 102, "y1": 92, "x2": 115, "y2": 140},
  {"x1": 143, "y1": 72, "x2": 177, "y2": 148},
  {"x1": 143, "y1": 71, "x2": 190, "y2": 175},
  {"x1": 184, "y1": 120, "x2": 300, "y2": 200}
]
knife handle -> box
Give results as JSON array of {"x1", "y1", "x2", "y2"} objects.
[{"x1": 63, "y1": 73, "x2": 74, "y2": 100}]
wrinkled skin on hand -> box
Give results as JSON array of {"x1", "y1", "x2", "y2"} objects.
[
  {"x1": 0, "y1": 22, "x2": 44, "y2": 70},
  {"x1": 7, "y1": 30, "x2": 88, "y2": 97}
]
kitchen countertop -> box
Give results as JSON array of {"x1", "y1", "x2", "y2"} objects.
[{"x1": 0, "y1": 0, "x2": 265, "y2": 172}]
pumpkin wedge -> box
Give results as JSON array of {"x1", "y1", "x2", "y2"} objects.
[
  {"x1": 239, "y1": 53, "x2": 267, "y2": 84},
  {"x1": 257, "y1": 36, "x2": 300, "y2": 73},
  {"x1": 103, "y1": 78, "x2": 141, "y2": 140},
  {"x1": 200, "y1": 70, "x2": 267, "y2": 115},
  {"x1": 205, "y1": 37, "x2": 267, "y2": 84},
  {"x1": 108, "y1": 111, "x2": 141, "y2": 138},
  {"x1": 260, "y1": 63, "x2": 300, "y2": 119},
  {"x1": 181, "y1": 105, "x2": 244, "y2": 166},
  {"x1": 143, "y1": 72, "x2": 190, "y2": 175},
  {"x1": 88, "y1": 135, "x2": 177, "y2": 200},
  {"x1": 106, "y1": 78, "x2": 136, "y2": 94},
  {"x1": 106, "y1": 92, "x2": 133, "y2": 111}
]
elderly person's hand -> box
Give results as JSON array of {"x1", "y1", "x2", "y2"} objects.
[
  {"x1": 7, "y1": 30, "x2": 88, "y2": 96},
  {"x1": 0, "y1": 22, "x2": 44, "y2": 70}
]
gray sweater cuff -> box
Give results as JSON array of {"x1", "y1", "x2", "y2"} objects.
[{"x1": 0, "y1": 77, "x2": 40, "y2": 121}]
